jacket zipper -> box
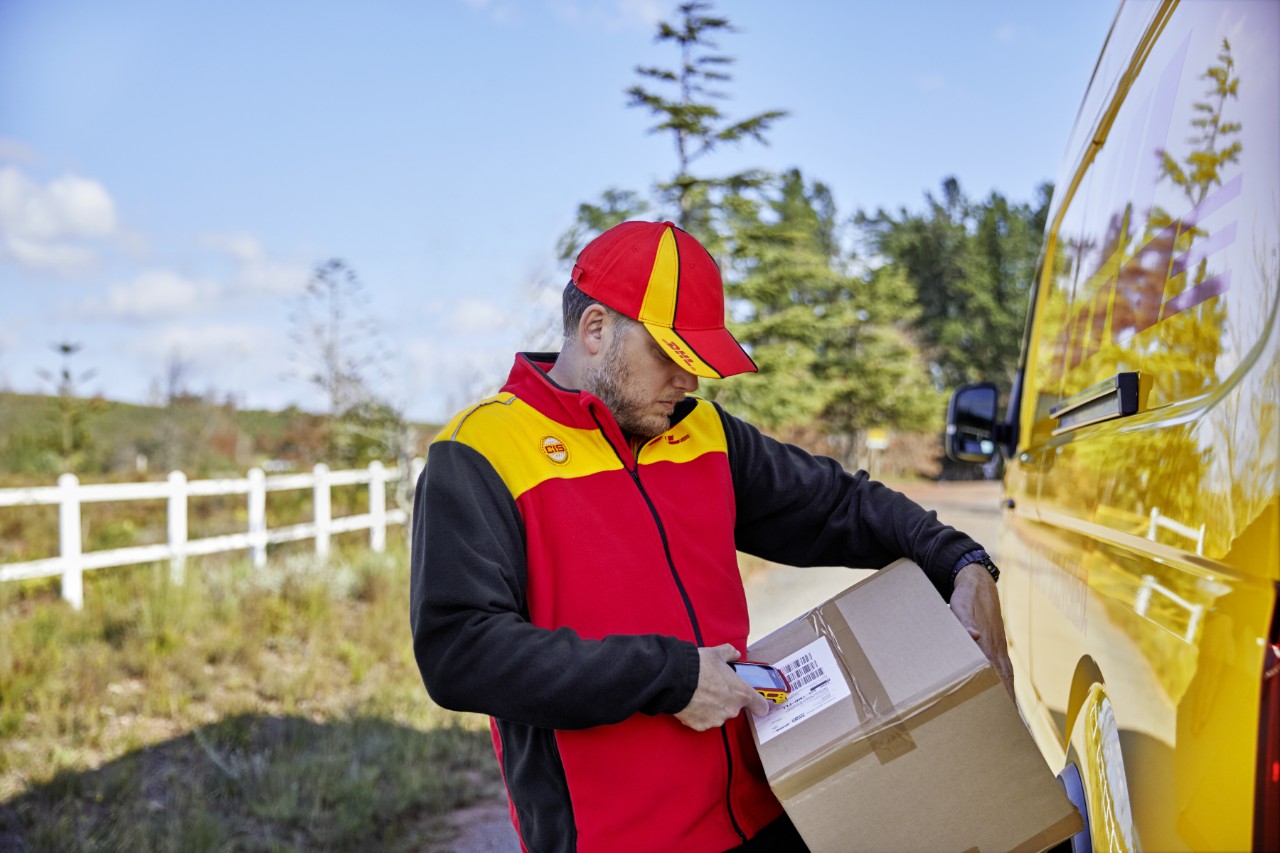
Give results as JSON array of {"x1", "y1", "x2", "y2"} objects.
[{"x1": 592, "y1": 412, "x2": 748, "y2": 845}]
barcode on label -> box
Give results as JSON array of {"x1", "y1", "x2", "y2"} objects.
[{"x1": 779, "y1": 653, "x2": 826, "y2": 687}]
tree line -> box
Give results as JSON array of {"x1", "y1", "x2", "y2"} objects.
[
  {"x1": 559, "y1": 1, "x2": 1050, "y2": 468},
  {"x1": 3, "y1": 1, "x2": 1050, "y2": 481},
  {"x1": 0, "y1": 260, "x2": 419, "y2": 481}
]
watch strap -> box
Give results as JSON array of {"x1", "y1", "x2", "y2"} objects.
[{"x1": 951, "y1": 549, "x2": 999, "y2": 585}]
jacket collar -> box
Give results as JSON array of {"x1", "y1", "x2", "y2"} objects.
[
  {"x1": 501, "y1": 352, "x2": 698, "y2": 460},
  {"x1": 501, "y1": 353, "x2": 603, "y2": 431}
]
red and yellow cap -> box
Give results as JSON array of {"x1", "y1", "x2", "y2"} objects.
[{"x1": 570, "y1": 220, "x2": 757, "y2": 378}]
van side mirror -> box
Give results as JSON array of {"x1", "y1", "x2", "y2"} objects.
[{"x1": 946, "y1": 383, "x2": 999, "y2": 463}]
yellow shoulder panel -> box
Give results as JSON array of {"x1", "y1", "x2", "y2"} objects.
[{"x1": 435, "y1": 394, "x2": 624, "y2": 500}]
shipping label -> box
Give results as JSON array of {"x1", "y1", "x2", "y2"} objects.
[{"x1": 753, "y1": 636, "x2": 850, "y2": 744}]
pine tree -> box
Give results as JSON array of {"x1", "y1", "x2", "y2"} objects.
[
  {"x1": 559, "y1": 0, "x2": 787, "y2": 257},
  {"x1": 857, "y1": 178, "x2": 1050, "y2": 389},
  {"x1": 626, "y1": 0, "x2": 787, "y2": 237},
  {"x1": 715, "y1": 170, "x2": 938, "y2": 465}
]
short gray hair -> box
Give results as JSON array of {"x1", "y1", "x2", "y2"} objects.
[{"x1": 561, "y1": 281, "x2": 638, "y2": 340}]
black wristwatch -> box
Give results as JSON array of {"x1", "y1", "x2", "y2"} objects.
[{"x1": 952, "y1": 553, "x2": 1000, "y2": 585}]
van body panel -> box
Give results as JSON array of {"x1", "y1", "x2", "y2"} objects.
[{"x1": 997, "y1": 0, "x2": 1279, "y2": 849}]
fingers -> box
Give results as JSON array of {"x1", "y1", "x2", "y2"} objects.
[
  {"x1": 713, "y1": 643, "x2": 740, "y2": 663},
  {"x1": 974, "y1": 627, "x2": 1015, "y2": 701},
  {"x1": 719, "y1": 645, "x2": 770, "y2": 716},
  {"x1": 992, "y1": 652, "x2": 1016, "y2": 701},
  {"x1": 674, "y1": 645, "x2": 766, "y2": 732}
]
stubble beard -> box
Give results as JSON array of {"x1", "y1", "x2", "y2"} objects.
[{"x1": 583, "y1": 332, "x2": 671, "y2": 440}]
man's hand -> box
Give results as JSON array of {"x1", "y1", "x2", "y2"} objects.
[
  {"x1": 675, "y1": 644, "x2": 771, "y2": 731},
  {"x1": 950, "y1": 564, "x2": 1015, "y2": 701}
]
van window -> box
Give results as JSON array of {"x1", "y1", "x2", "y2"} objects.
[{"x1": 1035, "y1": 1, "x2": 1276, "y2": 423}]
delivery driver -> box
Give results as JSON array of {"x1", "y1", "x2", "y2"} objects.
[{"x1": 410, "y1": 220, "x2": 1011, "y2": 853}]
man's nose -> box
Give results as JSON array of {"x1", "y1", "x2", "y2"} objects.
[{"x1": 673, "y1": 369, "x2": 699, "y2": 392}]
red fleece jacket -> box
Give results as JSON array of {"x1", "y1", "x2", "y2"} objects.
[{"x1": 410, "y1": 353, "x2": 982, "y2": 853}]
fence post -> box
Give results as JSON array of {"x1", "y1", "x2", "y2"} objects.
[
  {"x1": 369, "y1": 460, "x2": 386, "y2": 553},
  {"x1": 58, "y1": 473, "x2": 83, "y2": 610},
  {"x1": 248, "y1": 467, "x2": 267, "y2": 568},
  {"x1": 168, "y1": 470, "x2": 188, "y2": 586},
  {"x1": 314, "y1": 463, "x2": 331, "y2": 561}
]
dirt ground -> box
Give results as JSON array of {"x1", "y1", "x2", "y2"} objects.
[{"x1": 446, "y1": 797, "x2": 520, "y2": 853}]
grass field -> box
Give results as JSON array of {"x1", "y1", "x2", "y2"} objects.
[{"x1": 0, "y1": 537, "x2": 502, "y2": 852}]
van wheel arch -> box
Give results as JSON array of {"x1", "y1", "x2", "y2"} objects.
[
  {"x1": 1066, "y1": 655, "x2": 1105, "y2": 739},
  {"x1": 1065, "y1": 683, "x2": 1141, "y2": 853}
]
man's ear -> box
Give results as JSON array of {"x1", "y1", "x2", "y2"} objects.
[{"x1": 579, "y1": 304, "x2": 610, "y2": 357}]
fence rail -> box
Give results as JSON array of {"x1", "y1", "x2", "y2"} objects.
[
  {"x1": 1147, "y1": 506, "x2": 1206, "y2": 556},
  {"x1": 0, "y1": 459, "x2": 423, "y2": 610}
]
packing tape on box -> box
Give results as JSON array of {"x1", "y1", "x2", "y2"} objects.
[
  {"x1": 807, "y1": 602, "x2": 916, "y2": 764},
  {"x1": 771, "y1": 666, "x2": 1001, "y2": 802},
  {"x1": 768, "y1": 600, "x2": 1002, "y2": 802}
]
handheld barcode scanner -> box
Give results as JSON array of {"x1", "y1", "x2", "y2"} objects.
[{"x1": 730, "y1": 661, "x2": 791, "y2": 704}]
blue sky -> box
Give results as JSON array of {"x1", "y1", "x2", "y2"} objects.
[{"x1": 0, "y1": 0, "x2": 1118, "y2": 423}]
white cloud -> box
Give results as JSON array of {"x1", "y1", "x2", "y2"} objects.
[
  {"x1": 117, "y1": 320, "x2": 307, "y2": 411},
  {"x1": 448, "y1": 296, "x2": 518, "y2": 333},
  {"x1": 917, "y1": 74, "x2": 946, "y2": 92},
  {"x1": 82, "y1": 270, "x2": 212, "y2": 320},
  {"x1": 0, "y1": 138, "x2": 37, "y2": 165},
  {"x1": 549, "y1": 0, "x2": 663, "y2": 31},
  {"x1": 240, "y1": 259, "x2": 309, "y2": 296},
  {"x1": 203, "y1": 232, "x2": 310, "y2": 296},
  {"x1": 65, "y1": 233, "x2": 306, "y2": 322},
  {"x1": 614, "y1": 0, "x2": 665, "y2": 28},
  {"x1": 406, "y1": 335, "x2": 509, "y2": 417},
  {"x1": 0, "y1": 167, "x2": 120, "y2": 273},
  {"x1": 203, "y1": 232, "x2": 264, "y2": 264},
  {"x1": 3, "y1": 237, "x2": 98, "y2": 272},
  {"x1": 147, "y1": 322, "x2": 264, "y2": 361},
  {"x1": 995, "y1": 24, "x2": 1019, "y2": 44}
]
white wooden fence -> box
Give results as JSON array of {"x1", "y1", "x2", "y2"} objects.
[
  {"x1": 1147, "y1": 506, "x2": 1207, "y2": 556},
  {"x1": 0, "y1": 460, "x2": 424, "y2": 610}
]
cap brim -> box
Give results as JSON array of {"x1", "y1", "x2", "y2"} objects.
[{"x1": 642, "y1": 322, "x2": 758, "y2": 379}]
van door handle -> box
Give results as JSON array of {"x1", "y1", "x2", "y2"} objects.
[{"x1": 1050, "y1": 372, "x2": 1141, "y2": 434}]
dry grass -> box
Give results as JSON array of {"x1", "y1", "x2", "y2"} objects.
[{"x1": 0, "y1": 538, "x2": 502, "y2": 852}]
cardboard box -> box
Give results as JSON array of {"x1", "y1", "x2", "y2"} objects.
[{"x1": 746, "y1": 560, "x2": 1083, "y2": 853}]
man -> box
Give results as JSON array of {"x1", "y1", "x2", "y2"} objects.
[{"x1": 410, "y1": 220, "x2": 1011, "y2": 853}]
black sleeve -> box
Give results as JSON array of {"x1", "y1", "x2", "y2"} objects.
[
  {"x1": 409, "y1": 440, "x2": 700, "y2": 730},
  {"x1": 715, "y1": 404, "x2": 983, "y2": 601}
]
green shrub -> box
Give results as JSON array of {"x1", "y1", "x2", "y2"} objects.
[{"x1": 0, "y1": 541, "x2": 501, "y2": 852}]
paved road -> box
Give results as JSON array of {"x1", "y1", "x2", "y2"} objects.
[
  {"x1": 746, "y1": 480, "x2": 1003, "y2": 641},
  {"x1": 447, "y1": 479, "x2": 1004, "y2": 851}
]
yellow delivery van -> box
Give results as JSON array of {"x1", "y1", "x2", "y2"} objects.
[{"x1": 946, "y1": 1, "x2": 1279, "y2": 850}]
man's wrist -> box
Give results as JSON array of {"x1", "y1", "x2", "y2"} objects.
[
  {"x1": 670, "y1": 641, "x2": 703, "y2": 714},
  {"x1": 951, "y1": 550, "x2": 999, "y2": 586}
]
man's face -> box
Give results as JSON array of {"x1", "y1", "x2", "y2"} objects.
[{"x1": 584, "y1": 316, "x2": 699, "y2": 439}]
